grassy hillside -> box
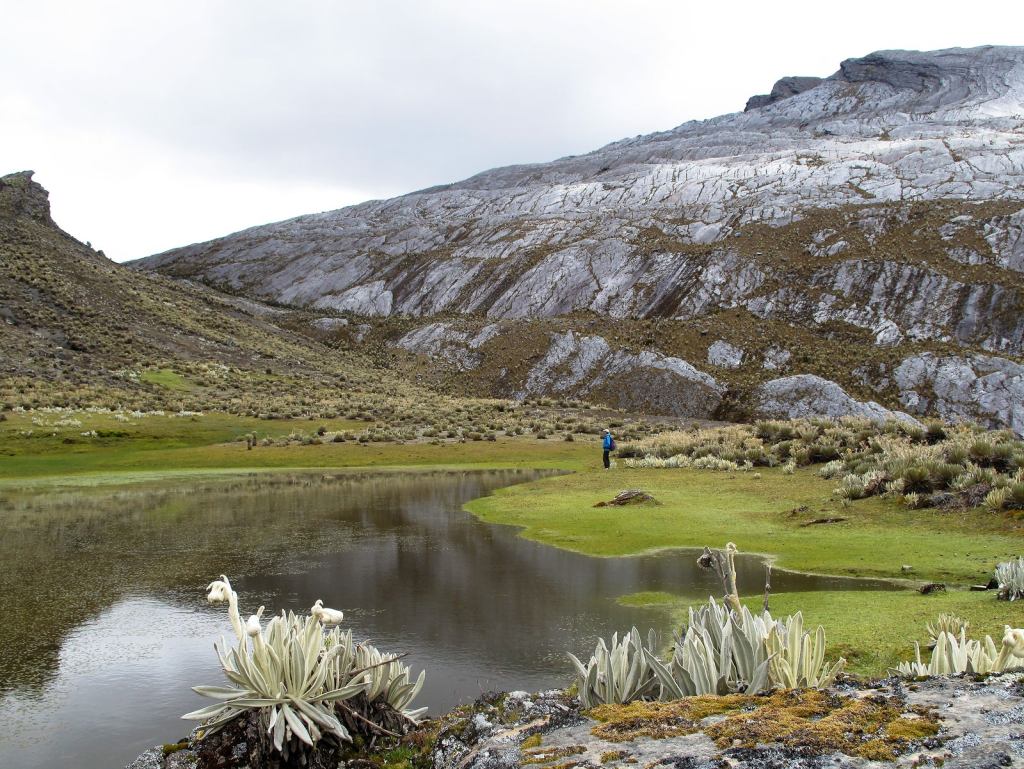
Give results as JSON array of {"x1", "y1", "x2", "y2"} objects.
[{"x1": 0, "y1": 171, "x2": 399, "y2": 411}]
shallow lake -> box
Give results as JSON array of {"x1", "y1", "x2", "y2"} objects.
[{"x1": 0, "y1": 469, "x2": 900, "y2": 769}]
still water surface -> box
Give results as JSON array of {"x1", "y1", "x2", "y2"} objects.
[{"x1": 0, "y1": 470, "x2": 898, "y2": 769}]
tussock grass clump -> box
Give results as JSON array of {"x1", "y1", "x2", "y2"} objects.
[{"x1": 621, "y1": 417, "x2": 1024, "y2": 512}]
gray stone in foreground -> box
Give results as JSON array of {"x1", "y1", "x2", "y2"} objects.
[
  {"x1": 126, "y1": 675, "x2": 1024, "y2": 769},
  {"x1": 434, "y1": 675, "x2": 1024, "y2": 769},
  {"x1": 125, "y1": 748, "x2": 165, "y2": 769}
]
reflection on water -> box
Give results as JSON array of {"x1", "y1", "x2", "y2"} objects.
[{"x1": 0, "y1": 470, "x2": 898, "y2": 769}]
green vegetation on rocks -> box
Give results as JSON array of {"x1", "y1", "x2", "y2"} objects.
[{"x1": 588, "y1": 690, "x2": 939, "y2": 761}]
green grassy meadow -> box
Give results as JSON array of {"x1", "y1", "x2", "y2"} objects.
[
  {"x1": 4, "y1": 409, "x2": 1024, "y2": 675},
  {"x1": 0, "y1": 410, "x2": 592, "y2": 484},
  {"x1": 465, "y1": 466, "x2": 1022, "y2": 583}
]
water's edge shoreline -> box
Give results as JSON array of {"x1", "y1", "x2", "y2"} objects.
[{"x1": 127, "y1": 673, "x2": 1024, "y2": 769}]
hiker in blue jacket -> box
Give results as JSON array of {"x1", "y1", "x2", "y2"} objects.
[{"x1": 602, "y1": 428, "x2": 615, "y2": 469}]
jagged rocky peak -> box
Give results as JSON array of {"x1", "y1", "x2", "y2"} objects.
[
  {"x1": 742, "y1": 45, "x2": 1024, "y2": 118},
  {"x1": 0, "y1": 171, "x2": 53, "y2": 224},
  {"x1": 744, "y1": 76, "x2": 824, "y2": 111},
  {"x1": 835, "y1": 46, "x2": 1023, "y2": 96}
]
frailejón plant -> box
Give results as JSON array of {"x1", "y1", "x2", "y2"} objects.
[
  {"x1": 765, "y1": 611, "x2": 845, "y2": 688},
  {"x1": 351, "y1": 636, "x2": 427, "y2": 722},
  {"x1": 925, "y1": 613, "x2": 970, "y2": 647},
  {"x1": 995, "y1": 557, "x2": 1024, "y2": 601},
  {"x1": 895, "y1": 627, "x2": 1024, "y2": 677},
  {"x1": 567, "y1": 627, "x2": 658, "y2": 707},
  {"x1": 184, "y1": 575, "x2": 426, "y2": 759},
  {"x1": 569, "y1": 543, "x2": 846, "y2": 705},
  {"x1": 644, "y1": 600, "x2": 773, "y2": 698}
]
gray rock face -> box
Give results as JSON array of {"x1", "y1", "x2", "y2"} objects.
[
  {"x1": 310, "y1": 316, "x2": 348, "y2": 331},
  {"x1": 756, "y1": 374, "x2": 919, "y2": 423},
  {"x1": 519, "y1": 331, "x2": 724, "y2": 417},
  {"x1": 984, "y1": 208, "x2": 1024, "y2": 272},
  {"x1": 397, "y1": 322, "x2": 500, "y2": 370},
  {"x1": 895, "y1": 352, "x2": 1024, "y2": 435},
  {"x1": 707, "y1": 340, "x2": 744, "y2": 369},
  {"x1": 124, "y1": 748, "x2": 164, "y2": 769},
  {"x1": 131, "y1": 47, "x2": 1024, "y2": 429},
  {"x1": 761, "y1": 347, "x2": 791, "y2": 371},
  {"x1": 809, "y1": 259, "x2": 1024, "y2": 351},
  {"x1": 745, "y1": 75, "x2": 825, "y2": 111},
  {"x1": 136, "y1": 47, "x2": 1024, "y2": 354},
  {"x1": 0, "y1": 170, "x2": 53, "y2": 224}
]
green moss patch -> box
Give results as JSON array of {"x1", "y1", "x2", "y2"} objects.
[
  {"x1": 520, "y1": 733, "x2": 543, "y2": 749},
  {"x1": 160, "y1": 740, "x2": 188, "y2": 756},
  {"x1": 589, "y1": 695, "x2": 754, "y2": 741},
  {"x1": 589, "y1": 690, "x2": 939, "y2": 761}
]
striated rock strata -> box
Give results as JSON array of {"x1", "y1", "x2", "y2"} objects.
[
  {"x1": 133, "y1": 46, "x2": 1024, "y2": 430},
  {"x1": 895, "y1": 353, "x2": 1024, "y2": 434},
  {"x1": 756, "y1": 375, "x2": 920, "y2": 424}
]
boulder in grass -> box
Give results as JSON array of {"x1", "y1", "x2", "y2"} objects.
[{"x1": 594, "y1": 490, "x2": 660, "y2": 508}]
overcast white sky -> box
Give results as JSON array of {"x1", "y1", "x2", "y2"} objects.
[{"x1": 2, "y1": 1, "x2": 1021, "y2": 261}]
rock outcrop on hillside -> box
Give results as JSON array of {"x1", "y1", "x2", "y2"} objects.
[
  {"x1": 755, "y1": 375, "x2": 919, "y2": 424},
  {"x1": 517, "y1": 331, "x2": 724, "y2": 418},
  {"x1": 134, "y1": 47, "x2": 1024, "y2": 430},
  {"x1": 895, "y1": 353, "x2": 1024, "y2": 434},
  {"x1": 394, "y1": 323, "x2": 934, "y2": 423}
]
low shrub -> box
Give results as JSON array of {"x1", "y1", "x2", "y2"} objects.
[{"x1": 624, "y1": 418, "x2": 1024, "y2": 513}]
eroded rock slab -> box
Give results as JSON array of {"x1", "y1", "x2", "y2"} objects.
[
  {"x1": 137, "y1": 47, "x2": 1024, "y2": 360},
  {"x1": 756, "y1": 374, "x2": 919, "y2": 424},
  {"x1": 397, "y1": 322, "x2": 501, "y2": 370},
  {"x1": 895, "y1": 352, "x2": 1024, "y2": 435},
  {"x1": 519, "y1": 332, "x2": 724, "y2": 417}
]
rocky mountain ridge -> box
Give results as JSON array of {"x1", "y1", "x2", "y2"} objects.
[{"x1": 134, "y1": 47, "x2": 1024, "y2": 431}]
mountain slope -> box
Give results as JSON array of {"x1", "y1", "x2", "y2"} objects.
[
  {"x1": 133, "y1": 47, "x2": 1024, "y2": 431},
  {"x1": 0, "y1": 171, "x2": 423, "y2": 415}
]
